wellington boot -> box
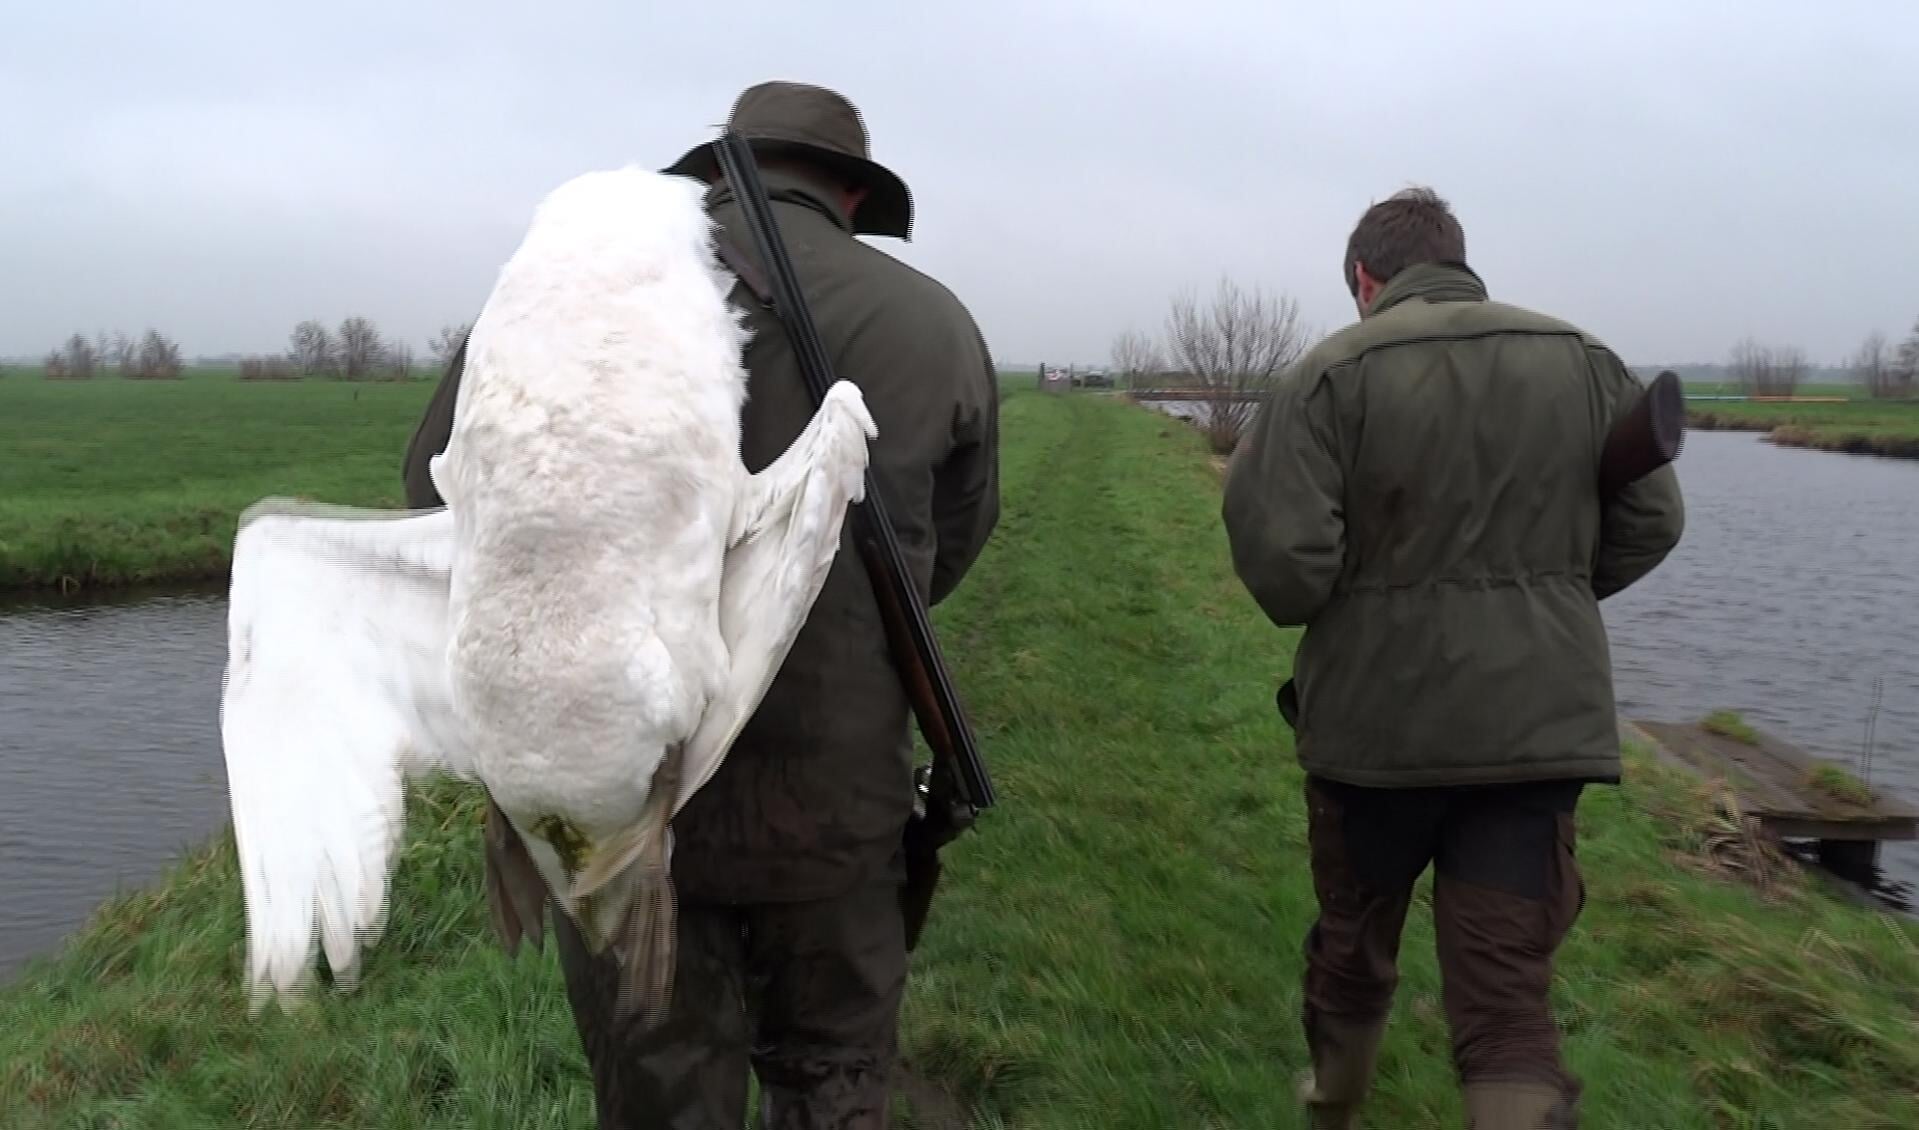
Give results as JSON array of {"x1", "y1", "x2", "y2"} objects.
[
  {"x1": 1462, "y1": 1080, "x2": 1578, "y2": 1130},
  {"x1": 1296, "y1": 1014, "x2": 1388, "y2": 1130}
]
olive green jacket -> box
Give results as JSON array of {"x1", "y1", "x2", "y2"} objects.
[
  {"x1": 1222, "y1": 263, "x2": 1684, "y2": 788},
  {"x1": 402, "y1": 169, "x2": 1000, "y2": 902}
]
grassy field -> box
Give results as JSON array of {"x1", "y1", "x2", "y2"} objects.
[
  {"x1": 1, "y1": 366, "x2": 1909, "y2": 596},
  {"x1": 3, "y1": 386, "x2": 1918, "y2": 1127},
  {"x1": 0, "y1": 368, "x2": 438, "y2": 591},
  {"x1": 1683, "y1": 393, "x2": 1919, "y2": 459},
  {"x1": 0, "y1": 367, "x2": 1048, "y2": 593}
]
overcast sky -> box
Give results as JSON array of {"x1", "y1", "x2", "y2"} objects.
[{"x1": 4, "y1": 1, "x2": 1915, "y2": 368}]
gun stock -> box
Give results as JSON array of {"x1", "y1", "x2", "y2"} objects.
[
  {"x1": 1599, "y1": 368, "x2": 1686, "y2": 498},
  {"x1": 855, "y1": 527, "x2": 961, "y2": 784}
]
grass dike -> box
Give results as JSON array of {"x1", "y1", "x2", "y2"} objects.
[
  {"x1": 2, "y1": 388, "x2": 1917, "y2": 1127},
  {"x1": 0, "y1": 370, "x2": 437, "y2": 592}
]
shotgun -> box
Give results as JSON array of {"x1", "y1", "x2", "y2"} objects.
[
  {"x1": 1599, "y1": 368, "x2": 1687, "y2": 498},
  {"x1": 709, "y1": 133, "x2": 996, "y2": 950}
]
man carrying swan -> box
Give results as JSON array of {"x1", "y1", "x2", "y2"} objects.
[
  {"x1": 224, "y1": 146, "x2": 878, "y2": 1043},
  {"x1": 401, "y1": 80, "x2": 1001, "y2": 1129}
]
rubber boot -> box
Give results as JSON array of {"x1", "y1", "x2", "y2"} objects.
[
  {"x1": 1295, "y1": 1014, "x2": 1388, "y2": 1130},
  {"x1": 1463, "y1": 1081, "x2": 1579, "y2": 1130}
]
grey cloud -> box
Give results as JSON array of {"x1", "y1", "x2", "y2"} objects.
[{"x1": 3, "y1": 0, "x2": 1915, "y2": 367}]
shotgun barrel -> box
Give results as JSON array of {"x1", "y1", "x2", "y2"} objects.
[{"x1": 709, "y1": 134, "x2": 995, "y2": 947}]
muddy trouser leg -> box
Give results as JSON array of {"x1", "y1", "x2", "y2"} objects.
[
  {"x1": 747, "y1": 878, "x2": 908, "y2": 1130},
  {"x1": 1433, "y1": 781, "x2": 1587, "y2": 1129},
  {"x1": 1300, "y1": 776, "x2": 1448, "y2": 1127},
  {"x1": 551, "y1": 896, "x2": 751, "y2": 1130}
]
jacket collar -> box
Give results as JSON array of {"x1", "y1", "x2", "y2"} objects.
[
  {"x1": 1367, "y1": 261, "x2": 1487, "y2": 318},
  {"x1": 704, "y1": 167, "x2": 854, "y2": 235}
]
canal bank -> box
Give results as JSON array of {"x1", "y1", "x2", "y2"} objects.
[{"x1": 1686, "y1": 398, "x2": 1919, "y2": 461}]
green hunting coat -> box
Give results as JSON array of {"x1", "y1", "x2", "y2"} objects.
[
  {"x1": 402, "y1": 168, "x2": 1001, "y2": 903},
  {"x1": 1222, "y1": 263, "x2": 1684, "y2": 788}
]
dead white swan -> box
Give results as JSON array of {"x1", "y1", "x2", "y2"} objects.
[{"x1": 218, "y1": 165, "x2": 875, "y2": 1021}]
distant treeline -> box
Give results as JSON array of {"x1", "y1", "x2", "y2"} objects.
[{"x1": 5, "y1": 320, "x2": 474, "y2": 382}]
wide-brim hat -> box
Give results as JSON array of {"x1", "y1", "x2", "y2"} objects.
[{"x1": 663, "y1": 80, "x2": 913, "y2": 240}]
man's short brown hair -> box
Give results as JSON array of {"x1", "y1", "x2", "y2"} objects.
[{"x1": 1343, "y1": 186, "x2": 1467, "y2": 296}]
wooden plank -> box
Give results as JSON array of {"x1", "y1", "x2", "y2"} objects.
[
  {"x1": 1629, "y1": 718, "x2": 1919, "y2": 842},
  {"x1": 1633, "y1": 720, "x2": 1805, "y2": 813}
]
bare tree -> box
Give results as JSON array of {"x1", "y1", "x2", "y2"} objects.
[
  {"x1": 429, "y1": 322, "x2": 471, "y2": 367},
  {"x1": 71, "y1": 333, "x2": 100, "y2": 377},
  {"x1": 1728, "y1": 337, "x2": 1806, "y2": 397},
  {"x1": 386, "y1": 341, "x2": 415, "y2": 380},
  {"x1": 110, "y1": 332, "x2": 134, "y2": 376},
  {"x1": 1851, "y1": 331, "x2": 1896, "y2": 398},
  {"x1": 1773, "y1": 344, "x2": 1809, "y2": 395},
  {"x1": 338, "y1": 316, "x2": 384, "y2": 380},
  {"x1": 1728, "y1": 337, "x2": 1769, "y2": 394},
  {"x1": 127, "y1": 329, "x2": 183, "y2": 379},
  {"x1": 1892, "y1": 316, "x2": 1919, "y2": 399},
  {"x1": 289, "y1": 320, "x2": 337, "y2": 377},
  {"x1": 1111, "y1": 328, "x2": 1166, "y2": 392},
  {"x1": 48, "y1": 332, "x2": 99, "y2": 379},
  {"x1": 1163, "y1": 277, "x2": 1312, "y2": 453}
]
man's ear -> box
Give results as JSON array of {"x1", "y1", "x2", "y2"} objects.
[{"x1": 1352, "y1": 260, "x2": 1383, "y2": 313}]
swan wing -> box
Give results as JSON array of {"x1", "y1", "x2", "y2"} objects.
[
  {"x1": 219, "y1": 500, "x2": 468, "y2": 1011},
  {"x1": 673, "y1": 380, "x2": 878, "y2": 813}
]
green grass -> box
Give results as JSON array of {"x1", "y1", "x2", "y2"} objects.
[
  {"x1": 1704, "y1": 710, "x2": 1761, "y2": 746},
  {"x1": 1685, "y1": 395, "x2": 1919, "y2": 459},
  {"x1": 0, "y1": 367, "x2": 1046, "y2": 592},
  {"x1": 1805, "y1": 764, "x2": 1877, "y2": 808},
  {"x1": 4, "y1": 391, "x2": 1918, "y2": 1128},
  {"x1": 996, "y1": 368, "x2": 1041, "y2": 397},
  {"x1": 0, "y1": 368, "x2": 437, "y2": 590}
]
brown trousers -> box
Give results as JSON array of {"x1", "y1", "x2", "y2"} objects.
[
  {"x1": 1302, "y1": 774, "x2": 1588, "y2": 1101},
  {"x1": 552, "y1": 879, "x2": 907, "y2": 1130}
]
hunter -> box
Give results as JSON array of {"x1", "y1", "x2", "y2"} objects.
[
  {"x1": 1222, "y1": 187, "x2": 1685, "y2": 1129},
  {"x1": 401, "y1": 80, "x2": 1001, "y2": 1129}
]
